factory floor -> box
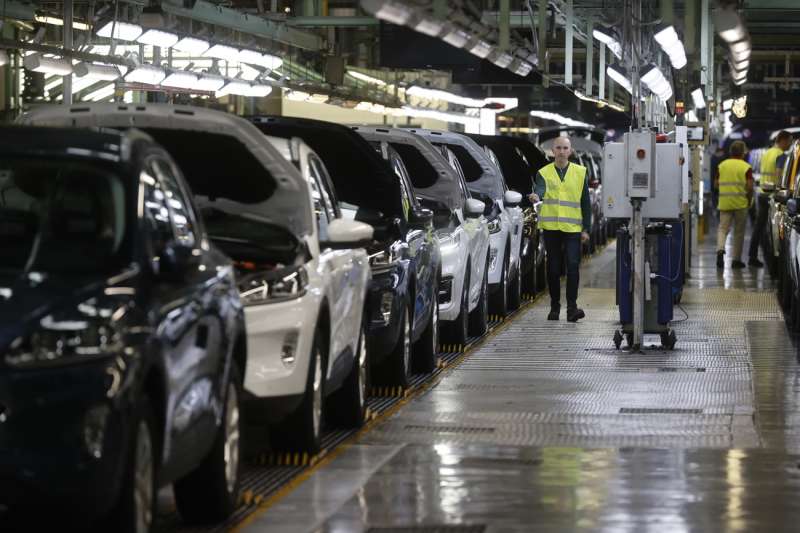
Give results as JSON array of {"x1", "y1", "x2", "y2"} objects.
[{"x1": 241, "y1": 223, "x2": 799, "y2": 532}]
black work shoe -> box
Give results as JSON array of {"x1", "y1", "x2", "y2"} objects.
[
  {"x1": 547, "y1": 308, "x2": 560, "y2": 320},
  {"x1": 716, "y1": 251, "x2": 724, "y2": 269},
  {"x1": 748, "y1": 258, "x2": 764, "y2": 268},
  {"x1": 567, "y1": 308, "x2": 585, "y2": 322},
  {"x1": 731, "y1": 260, "x2": 746, "y2": 269}
]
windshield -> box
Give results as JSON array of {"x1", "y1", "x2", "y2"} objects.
[{"x1": 0, "y1": 157, "x2": 128, "y2": 274}]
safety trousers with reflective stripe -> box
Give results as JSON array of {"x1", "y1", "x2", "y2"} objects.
[
  {"x1": 717, "y1": 158, "x2": 751, "y2": 211},
  {"x1": 539, "y1": 162, "x2": 586, "y2": 233}
]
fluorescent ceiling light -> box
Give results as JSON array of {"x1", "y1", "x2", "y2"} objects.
[
  {"x1": 406, "y1": 85, "x2": 486, "y2": 107},
  {"x1": 442, "y1": 27, "x2": 470, "y2": 49},
  {"x1": 374, "y1": 1, "x2": 413, "y2": 25},
  {"x1": 125, "y1": 64, "x2": 166, "y2": 85},
  {"x1": 84, "y1": 83, "x2": 115, "y2": 102},
  {"x1": 173, "y1": 37, "x2": 210, "y2": 55},
  {"x1": 593, "y1": 27, "x2": 623, "y2": 59},
  {"x1": 195, "y1": 74, "x2": 225, "y2": 92},
  {"x1": 204, "y1": 44, "x2": 240, "y2": 62},
  {"x1": 23, "y1": 54, "x2": 73, "y2": 76},
  {"x1": 162, "y1": 71, "x2": 199, "y2": 89},
  {"x1": 73, "y1": 62, "x2": 124, "y2": 81},
  {"x1": 70, "y1": 75, "x2": 100, "y2": 94},
  {"x1": 713, "y1": 6, "x2": 747, "y2": 43},
  {"x1": 96, "y1": 21, "x2": 143, "y2": 41},
  {"x1": 34, "y1": 15, "x2": 90, "y2": 31},
  {"x1": 511, "y1": 59, "x2": 534, "y2": 77},
  {"x1": 492, "y1": 52, "x2": 513, "y2": 69},
  {"x1": 691, "y1": 88, "x2": 706, "y2": 109},
  {"x1": 731, "y1": 58, "x2": 750, "y2": 71},
  {"x1": 238, "y1": 50, "x2": 283, "y2": 70},
  {"x1": 217, "y1": 80, "x2": 253, "y2": 97},
  {"x1": 468, "y1": 40, "x2": 492, "y2": 59},
  {"x1": 529, "y1": 110, "x2": 592, "y2": 128},
  {"x1": 414, "y1": 18, "x2": 445, "y2": 37},
  {"x1": 606, "y1": 63, "x2": 632, "y2": 93},
  {"x1": 137, "y1": 29, "x2": 179, "y2": 48},
  {"x1": 641, "y1": 64, "x2": 673, "y2": 100},
  {"x1": 722, "y1": 98, "x2": 734, "y2": 111},
  {"x1": 347, "y1": 70, "x2": 387, "y2": 86},
  {"x1": 0, "y1": 50, "x2": 8, "y2": 67},
  {"x1": 654, "y1": 25, "x2": 687, "y2": 69}
]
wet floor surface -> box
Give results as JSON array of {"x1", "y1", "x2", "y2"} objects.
[{"x1": 241, "y1": 226, "x2": 800, "y2": 533}]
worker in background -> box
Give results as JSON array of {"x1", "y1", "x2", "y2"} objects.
[
  {"x1": 748, "y1": 130, "x2": 793, "y2": 267},
  {"x1": 716, "y1": 140, "x2": 753, "y2": 269},
  {"x1": 529, "y1": 137, "x2": 591, "y2": 322},
  {"x1": 710, "y1": 141, "x2": 725, "y2": 220}
]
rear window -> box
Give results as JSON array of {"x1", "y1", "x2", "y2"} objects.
[
  {"x1": 389, "y1": 142, "x2": 438, "y2": 189},
  {"x1": 143, "y1": 129, "x2": 276, "y2": 204},
  {"x1": 434, "y1": 143, "x2": 483, "y2": 183}
]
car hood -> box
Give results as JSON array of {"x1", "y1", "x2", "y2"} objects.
[
  {"x1": 0, "y1": 269, "x2": 136, "y2": 356},
  {"x1": 19, "y1": 103, "x2": 313, "y2": 240}
]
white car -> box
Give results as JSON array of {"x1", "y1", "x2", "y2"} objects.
[
  {"x1": 408, "y1": 129, "x2": 524, "y2": 316},
  {"x1": 21, "y1": 104, "x2": 374, "y2": 454},
  {"x1": 354, "y1": 126, "x2": 491, "y2": 344}
]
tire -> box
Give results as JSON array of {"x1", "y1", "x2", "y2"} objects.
[
  {"x1": 445, "y1": 269, "x2": 469, "y2": 346},
  {"x1": 507, "y1": 258, "x2": 522, "y2": 311},
  {"x1": 490, "y1": 249, "x2": 510, "y2": 316},
  {"x1": 274, "y1": 329, "x2": 325, "y2": 454},
  {"x1": 328, "y1": 316, "x2": 369, "y2": 428},
  {"x1": 383, "y1": 306, "x2": 412, "y2": 388},
  {"x1": 174, "y1": 363, "x2": 242, "y2": 524},
  {"x1": 106, "y1": 397, "x2": 157, "y2": 533},
  {"x1": 468, "y1": 257, "x2": 489, "y2": 336},
  {"x1": 413, "y1": 282, "x2": 439, "y2": 374},
  {"x1": 522, "y1": 251, "x2": 536, "y2": 295}
]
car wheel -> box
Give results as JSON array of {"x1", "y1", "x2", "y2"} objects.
[
  {"x1": 413, "y1": 282, "x2": 439, "y2": 373},
  {"x1": 521, "y1": 242, "x2": 536, "y2": 295},
  {"x1": 329, "y1": 316, "x2": 369, "y2": 427},
  {"x1": 274, "y1": 330, "x2": 325, "y2": 454},
  {"x1": 106, "y1": 397, "x2": 157, "y2": 533},
  {"x1": 383, "y1": 306, "x2": 411, "y2": 388},
  {"x1": 445, "y1": 269, "x2": 469, "y2": 346},
  {"x1": 174, "y1": 363, "x2": 242, "y2": 524},
  {"x1": 507, "y1": 258, "x2": 522, "y2": 311},
  {"x1": 490, "y1": 250, "x2": 509, "y2": 316},
  {"x1": 468, "y1": 257, "x2": 489, "y2": 336}
]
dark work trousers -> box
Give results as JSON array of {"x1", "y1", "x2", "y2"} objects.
[
  {"x1": 543, "y1": 230, "x2": 581, "y2": 310},
  {"x1": 748, "y1": 192, "x2": 770, "y2": 260}
]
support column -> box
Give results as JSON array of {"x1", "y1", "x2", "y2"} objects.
[
  {"x1": 701, "y1": 0, "x2": 709, "y2": 87},
  {"x1": 599, "y1": 41, "x2": 606, "y2": 99},
  {"x1": 585, "y1": 17, "x2": 594, "y2": 96},
  {"x1": 538, "y1": 0, "x2": 547, "y2": 87},
  {"x1": 499, "y1": 0, "x2": 510, "y2": 51},
  {"x1": 63, "y1": 0, "x2": 73, "y2": 105},
  {"x1": 565, "y1": 0, "x2": 573, "y2": 86},
  {"x1": 660, "y1": 0, "x2": 674, "y2": 26},
  {"x1": 684, "y1": 0, "x2": 697, "y2": 55},
  {"x1": 608, "y1": 48, "x2": 615, "y2": 101}
]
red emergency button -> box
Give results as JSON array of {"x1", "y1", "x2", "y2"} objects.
[{"x1": 637, "y1": 148, "x2": 646, "y2": 159}]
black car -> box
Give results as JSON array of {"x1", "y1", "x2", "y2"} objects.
[
  {"x1": 0, "y1": 127, "x2": 245, "y2": 531},
  {"x1": 468, "y1": 134, "x2": 548, "y2": 295},
  {"x1": 249, "y1": 116, "x2": 441, "y2": 386}
]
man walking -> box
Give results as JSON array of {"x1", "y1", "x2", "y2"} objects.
[
  {"x1": 748, "y1": 130, "x2": 792, "y2": 267},
  {"x1": 529, "y1": 137, "x2": 591, "y2": 322},
  {"x1": 716, "y1": 140, "x2": 753, "y2": 269}
]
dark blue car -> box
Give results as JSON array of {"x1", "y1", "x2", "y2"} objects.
[
  {"x1": 249, "y1": 116, "x2": 441, "y2": 386},
  {"x1": 0, "y1": 127, "x2": 245, "y2": 531}
]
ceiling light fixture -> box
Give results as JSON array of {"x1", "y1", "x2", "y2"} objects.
[
  {"x1": 593, "y1": 27, "x2": 623, "y2": 59},
  {"x1": 125, "y1": 64, "x2": 166, "y2": 85},
  {"x1": 347, "y1": 69, "x2": 387, "y2": 86},
  {"x1": 606, "y1": 63, "x2": 632, "y2": 94},
  {"x1": 641, "y1": 63, "x2": 673, "y2": 100},
  {"x1": 529, "y1": 110, "x2": 593, "y2": 128},
  {"x1": 162, "y1": 71, "x2": 199, "y2": 89},
  {"x1": 414, "y1": 18, "x2": 445, "y2": 37},
  {"x1": 0, "y1": 50, "x2": 8, "y2": 67},
  {"x1": 137, "y1": 29, "x2": 179, "y2": 48},
  {"x1": 173, "y1": 36, "x2": 210, "y2": 55},
  {"x1": 34, "y1": 15, "x2": 91, "y2": 31},
  {"x1": 713, "y1": 6, "x2": 747, "y2": 43},
  {"x1": 23, "y1": 53, "x2": 73, "y2": 75},
  {"x1": 194, "y1": 74, "x2": 226, "y2": 92},
  {"x1": 442, "y1": 27, "x2": 470, "y2": 49},
  {"x1": 691, "y1": 87, "x2": 706, "y2": 109},
  {"x1": 653, "y1": 25, "x2": 687, "y2": 69},
  {"x1": 96, "y1": 21, "x2": 143, "y2": 41},
  {"x1": 73, "y1": 62, "x2": 125, "y2": 81},
  {"x1": 204, "y1": 44, "x2": 240, "y2": 62}
]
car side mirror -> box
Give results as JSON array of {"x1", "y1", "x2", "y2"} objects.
[
  {"x1": 321, "y1": 219, "x2": 374, "y2": 249},
  {"x1": 159, "y1": 244, "x2": 201, "y2": 281},
  {"x1": 465, "y1": 198, "x2": 485, "y2": 218},
  {"x1": 504, "y1": 190, "x2": 523, "y2": 208},
  {"x1": 788, "y1": 198, "x2": 798, "y2": 217},
  {"x1": 409, "y1": 207, "x2": 434, "y2": 229}
]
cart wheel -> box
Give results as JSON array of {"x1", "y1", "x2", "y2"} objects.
[{"x1": 613, "y1": 330, "x2": 623, "y2": 350}]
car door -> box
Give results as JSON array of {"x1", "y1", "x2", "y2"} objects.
[
  {"x1": 490, "y1": 147, "x2": 523, "y2": 270},
  {"x1": 140, "y1": 154, "x2": 225, "y2": 470},
  {"x1": 307, "y1": 153, "x2": 361, "y2": 376}
]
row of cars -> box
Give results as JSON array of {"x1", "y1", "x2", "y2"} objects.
[
  {"x1": 766, "y1": 138, "x2": 800, "y2": 326},
  {"x1": 0, "y1": 103, "x2": 548, "y2": 531}
]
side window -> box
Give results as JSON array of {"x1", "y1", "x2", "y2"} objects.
[
  {"x1": 389, "y1": 152, "x2": 414, "y2": 221},
  {"x1": 152, "y1": 158, "x2": 197, "y2": 248},
  {"x1": 309, "y1": 155, "x2": 340, "y2": 218},
  {"x1": 140, "y1": 163, "x2": 175, "y2": 254},
  {"x1": 307, "y1": 156, "x2": 335, "y2": 240}
]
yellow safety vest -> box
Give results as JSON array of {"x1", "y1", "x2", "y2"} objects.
[
  {"x1": 718, "y1": 158, "x2": 751, "y2": 211},
  {"x1": 539, "y1": 162, "x2": 586, "y2": 233},
  {"x1": 759, "y1": 146, "x2": 784, "y2": 190}
]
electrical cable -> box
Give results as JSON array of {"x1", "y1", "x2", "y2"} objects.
[{"x1": 672, "y1": 302, "x2": 690, "y2": 323}]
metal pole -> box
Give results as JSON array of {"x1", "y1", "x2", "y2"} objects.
[
  {"x1": 599, "y1": 41, "x2": 606, "y2": 99},
  {"x1": 499, "y1": 0, "x2": 510, "y2": 51},
  {"x1": 565, "y1": 0, "x2": 573, "y2": 86},
  {"x1": 700, "y1": 0, "x2": 709, "y2": 87},
  {"x1": 537, "y1": 0, "x2": 547, "y2": 69},
  {"x1": 63, "y1": 0, "x2": 73, "y2": 105},
  {"x1": 585, "y1": 16, "x2": 594, "y2": 96}
]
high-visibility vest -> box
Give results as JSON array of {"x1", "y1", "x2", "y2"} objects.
[
  {"x1": 539, "y1": 162, "x2": 586, "y2": 233},
  {"x1": 759, "y1": 146, "x2": 784, "y2": 190},
  {"x1": 717, "y1": 158, "x2": 751, "y2": 211}
]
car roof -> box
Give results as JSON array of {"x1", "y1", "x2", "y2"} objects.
[
  {"x1": 19, "y1": 103, "x2": 313, "y2": 239},
  {"x1": 351, "y1": 126, "x2": 464, "y2": 211},
  {"x1": 0, "y1": 125, "x2": 147, "y2": 164}
]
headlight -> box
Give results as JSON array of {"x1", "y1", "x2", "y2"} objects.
[
  {"x1": 369, "y1": 246, "x2": 400, "y2": 271},
  {"x1": 488, "y1": 218, "x2": 502, "y2": 234},
  {"x1": 5, "y1": 318, "x2": 122, "y2": 368},
  {"x1": 239, "y1": 265, "x2": 308, "y2": 306}
]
